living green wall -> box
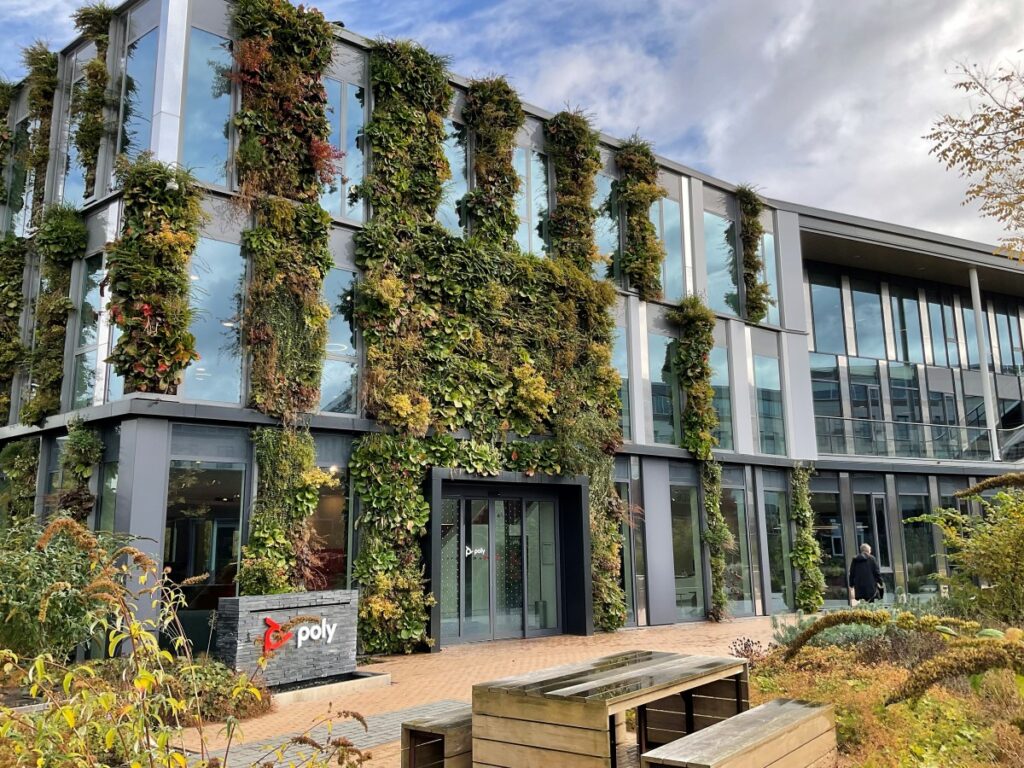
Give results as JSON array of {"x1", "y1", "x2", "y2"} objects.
[
  {"x1": 0, "y1": 236, "x2": 27, "y2": 425},
  {"x1": 71, "y1": 2, "x2": 116, "y2": 198}
]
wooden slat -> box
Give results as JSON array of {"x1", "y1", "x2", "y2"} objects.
[
  {"x1": 563, "y1": 659, "x2": 744, "y2": 704},
  {"x1": 759, "y1": 730, "x2": 837, "y2": 768},
  {"x1": 691, "y1": 694, "x2": 743, "y2": 718},
  {"x1": 473, "y1": 737, "x2": 610, "y2": 768},
  {"x1": 445, "y1": 755, "x2": 472, "y2": 768},
  {"x1": 473, "y1": 688, "x2": 608, "y2": 730},
  {"x1": 472, "y1": 713, "x2": 611, "y2": 757},
  {"x1": 479, "y1": 651, "x2": 664, "y2": 694},
  {"x1": 544, "y1": 657, "x2": 700, "y2": 699}
]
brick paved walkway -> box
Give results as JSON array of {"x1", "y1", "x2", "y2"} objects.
[{"x1": 186, "y1": 617, "x2": 775, "y2": 767}]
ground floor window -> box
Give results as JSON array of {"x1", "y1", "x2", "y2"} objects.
[
  {"x1": 762, "y1": 470, "x2": 794, "y2": 612},
  {"x1": 721, "y1": 467, "x2": 756, "y2": 617}
]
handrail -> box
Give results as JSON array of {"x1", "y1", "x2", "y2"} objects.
[{"x1": 815, "y1": 415, "x2": 992, "y2": 460}]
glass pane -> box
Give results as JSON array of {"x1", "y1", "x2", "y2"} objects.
[
  {"x1": 6, "y1": 121, "x2": 31, "y2": 236},
  {"x1": 962, "y1": 305, "x2": 981, "y2": 369},
  {"x1": 648, "y1": 333, "x2": 679, "y2": 445},
  {"x1": 890, "y1": 286, "x2": 924, "y2": 363},
  {"x1": 77, "y1": 256, "x2": 103, "y2": 347},
  {"x1": 889, "y1": 363, "x2": 923, "y2": 457},
  {"x1": 703, "y1": 210, "x2": 739, "y2": 316},
  {"x1": 612, "y1": 326, "x2": 630, "y2": 440},
  {"x1": 344, "y1": 83, "x2": 365, "y2": 221},
  {"x1": 311, "y1": 469, "x2": 347, "y2": 588},
  {"x1": 324, "y1": 268, "x2": 356, "y2": 355},
  {"x1": 764, "y1": 489, "x2": 793, "y2": 612},
  {"x1": 661, "y1": 198, "x2": 683, "y2": 302},
  {"x1": 182, "y1": 29, "x2": 232, "y2": 186},
  {"x1": 927, "y1": 297, "x2": 947, "y2": 367},
  {"x1": 463, "y1": 499, "x2": 491, "y2": 640},
  {"x1": 525, "y1": 500, "x2": 557, "y2": 631},
  {"x1": 164, "y1": 459, "x2": 245, "y2": 651},
  {"x1": 437, "y1": 120, "x2": 468, "y2": 234},
  {"x1": 722, "y1": 486, "x2": 754, "y2": 616},
  {"x1": 320, "y1": 359, "x2": 357, "y2": 414},
  {"x1": 810, "y1": 274, "x2": 846, "y2": 354},
  {"x1": 761, "y1": 233, "x2": 780, "y2": 325},
  {"x1": 593, "y1": 173, "x2": 618, "y2": 280},
  {"x1": 811, "y1": 492, "x2": 848, "y2": 608},
  {"x1": 72, "y1": 349, "x2": 99, "y2": 409},
  {"x1": 63, "y1": 70, "x2": 87, "y2": 206},
  {"x1": 900, "y1": 494, "x2": 937, "y2": 596},
  {"x1": 617, "y1": 482, "x2": 635, "y2": 626},
  {"x1": 440, "y1": 498, "x2": 460, "y2": 640},
  {"x1": 754, "y1": 355, "x2": 785, "y2": 455},
  {"x1": 810, "y1": 353, "x2": 844, "y2": 453},
  {"x1": 854, "y1": 494, "x2": 891, "y2": 570},
  {"x1": 320, "y1": 78, "x2": 343, "y2": 217},
  {"x1": 495, "y1": 499, "x2": 524, "y2": 639},
  {"x1": 670, "y1": 485, "x2": 703, "y2": 619},
  {"x1": 513, "y1": 147, "x2": 529, "y2": 252},
  {"x1": 851, "y1": 279, "x2": 885, "y2": 359},
  {"x1": 106, "y1": 324, "x2": 125, "y2": 403},
  {"x1": 710, "y1": 346, "x2": 732, "y2": 450},
  {"x1": 118, "y1": 27, "x2": 159, "y2": 159},
  {"x1": 530, "y1": 151, "x2": 549, "y2": 254},
  {"x1": 184, "y1": 239, "x2": 243, "y2": 403},
  {"x1": 943, "y1": 300, "x2": 960, "y2": 368}
]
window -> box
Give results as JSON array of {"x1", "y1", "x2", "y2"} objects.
[
  {"x1": 809, "y1": 273, "x2": 845, "y2": 355},
  {"x1": 710, "y1": 346, "x2": 732, "y2": 450},
  {"x1": 320, "y1": 268, "x2": 358, "y2": 414},
  {"x1": 851, "y1": 279, "x2": 885, "y2": 359},
  {"x1": 313, "y1": 433, "x2": 352, "y2": 589},
  {"x1": 962, "y1": 304, "x2": 983, "y2": 370},
  {"x1": 754, "y1": 354, "x2": 785, "y2": 455},
  {"x1": 926, "y1": 291, "x2": 959, "y2": 368},
  {"x1": 992, "y1": 301, "x2": 1023, "y2": 374},
  {"x1": 810, "y1": 353, "x2": 844, "y2": 453},
  {"x1": 71, "y1": 256, "x2": 103, "y2": 408},
  {"x1": 760, "y1": 232, "x2": 780, "y2": 325},
  {"x1": 721, "y1": 467, "x2": 754, "y2": 617},
  {"x1": 849, "y1": 357, "x2": 885, "y2": 455},
  {"x1": 898, "y1": 485, "x2": 936, "y2": 596},
  {"x1": 810, "y1": 490, "x2": 848, "y2": 607},
  {"x1": 670, "y1": 483, "x2": 703, "y2": 619},
  {"x1": 889, "y1": 363, "x2": 924, "y2": 457},
  {"x1": 703, "y1": 210, "x2": 739, "y2": 316},
  {"x1": 61, "y1": 43, "x2": 97, "y2": 205},
  {"x1": 652, "y1": 196, "x2": 684, "y2": 302},
  {"x1": 890, "y1": 285, "x2": 923, "y2": 363},
  {"x1": 929, "y1": 388, "x2": 959, "y2": 459},
  {"x1": 321, "y1": 78, "x2": 366, "y2": 222},
  {"x1": 437, "y1": 120, "x2": 468, "y2": 234},
  {"x1": 182, "y1": 28, "x2": 233, "y2": 186},
  {"x1": 592, "y1": 173, "x2": 618, "y2": 280},
  {"x1": 116, "y1": 0, "x2": 160, "y2": 159},
  {"x1": 612, "y1": 325, "x2": 631, "y2": 440},
  {"x1": 182, "y1": 238, "x2": 244, "y2": 403},
  {"x1": 648, "y1": 332, "x2": 679, "y2": 445},
  {"x1": 514, "y1": 147, "x2": 548, "y2": 254},
  {"x1": 5, "y1": 120, "x2": 32, "y2": 236},
  {"x1": 763, "y1": 472, "x2": 793, "y2": 612}
]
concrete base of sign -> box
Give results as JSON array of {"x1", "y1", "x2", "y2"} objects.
[
  {"x1": 271, "y1": 671, "x2": 392, "y2": 707},
  {"x1": 216, "y1": 589, "x2": 359, "y2": 688}
]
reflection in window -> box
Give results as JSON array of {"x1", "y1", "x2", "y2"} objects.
[
  {"x1": 62, "y1": 44, "x2": 96, "y2": 206},
  {"x1": 721, "y1": 479, "x2": 754, "y2": 617},
  {"x1": 116, "y1": 2, "x2": 159, "y2": 160},
  {"x1": 648, "y1": 333, "x2": 679, "y2": 445},
  {"x1": 810, "y1": 353, "x2": 844, "y2": 453},
  {"x1": 899, "y1": 493, "x2": 936, "y2": 596},
  {"x1": 849, "y1": 357, "x2": 885, "y2": 454},
  {"x1": 312, "y1": 464, "x2": 348, "y2": 588},
  {"x1": 652, "y1": 197, "x2": 684, "y2": 302},
  {"x1": 811, "y1": 492, "x2": 848, "y2": 607},
  {"x1": 5, "y1": 120, "x2": 32, "y2": 236},
  {"x1": 764, "y1": 488, "x2": 793, "y2": 611},
  {"x1": 183, "y1": 239, "x2": 243, "y2": 403},
  {"x1": 437, "y1": 120, "x2": 468, "y2": 234},
  {"x1": 926, "y1": 291, "x2": 959, "y2": 368},
  {"x1": 851, "y1": 279, "x2": 885, "y2": 359},
  {"x1": 754, "y1": 354, "x2": 786, "y2": 455},
  {"x1": 889, "y1": 363, "x2": 924, "y2": 457},
  {"x1": 992, "y1": 301, "x2": 1024, "y2": 374},
  {"x1": 321, "y1": 78, "x2": 365, "y2": 222},
  {"x1": 809, "y1": 273, "x2": 845, "y2": 355},
  {"x1": 760, "y1": 232, "x2": 780, "y2": 325},
  {"x1": 592, "y1": 173, "x2": 618, "y2": 280},
  {"x1": 320, "y1": 268, "x2": 358, "y2": 414},
  {"x1": 704, "y1": 210, "x2": 739, "y2": 316},
  {"x1": 182, "y1": 29, "x2": 232, "y2": 186},
  {"x1": 612, "y1": 326, "x2": 631, "y2": 439},
  {"x1": 890, "y1": 285, "x2": 923, "y2": 363},
  {"x1": 72, "y1": 256, "x2": 103, "y2": 409},
  {"x1": 962, "y1": 305, "x2": 984, "y2": 370},
  {"x1": 514, "y1": 147, "x2": 548, "y2": 254},
  {"x1": 670, "y1": 484, "x2": 703, "y2": 619},
  {"x1": 710, "y1": 346, "x2": 732, "y2": 450},
  {"x1": 164, "y1": 459, "x2": 245, "y2": 650}
]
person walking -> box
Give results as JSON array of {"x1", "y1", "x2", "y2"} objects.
[{"x1": 849, "y1": 542, "x2": 883, "y2": 604}]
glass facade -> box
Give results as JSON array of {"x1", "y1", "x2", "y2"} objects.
[
  {"x1": 703, "y1": 210, "x2": 739, "y2": 316},
  {"x1": 61, "y1": 44, "x2": 96, "y2": 206},
  {"x1": 753, "y1": 355, "x2": 785, "y2": 455},
  {"x1": 116, "y1": 0, "x2": 160, "y2": 160},
  {"x1": 810, "y1": 273, "x2": 845, "y2": 354},
  {"x1": 763, "y1": 477, "x2": 793, "y2": 612},
  {"x1": 437, "y1": 120, "x2": 468, "y2": 234},
  {"x1": 320, "y1": 268, "x2": 358, "y2": 414},
  {"x1": 182, "y1": 28, "x2": 233, "y2": 186},
  {"x1": 613, "y1": 325, "x2": 631, "y2": 439},
  {"x1": 721, "y1": 469, "x2": 754, "y2": 617},
  {"x1": 761, "y1": 232, "x2": 780, "y2": 325},
  {"x1": 810, "y1": 353, "x2": 843, "y2": 453},
  {"x1": 652, "y1": 197, "x2": 684, "y2": 302},
  {"x1": 710, "y1": 346, "x2": 732, "y2": 450},
  {"x1": 851, "y1": 279, "x2": 885, "y2": 359},
  {"x1": 926, "y1": 291, "x2": 959, "y2": 368},
  {"x1": 514, "y1": 147, "x2": 548, "y2": 254},
  {"x1": 811, "y1": 491, "x2": 848, "y2": 608},
  {"x1": 592, "y1": 173, "x2": 618, "y2": 280},
  {"x1": 321, "y1": 78, "x2": 366, "y2": 222},
  {"x1": 648, "y1": 333, "x2": 679, "y2": 445},
  {"x1": 72, "y1": 256, "x2": 103, "y2": 408},
  {"x1": 670, "y1": 484, "x2": 703, "y2": 620},
  {"x1": 899, "y1": 487, "x2": 937, "y2": 597},
  {"x1": 890, "y1": 285, "x2": 924, "y2": 363},
  {"x1": 992, "y1": 301, "x2": 1023, "y2": 374},
  {"x1": 889, "y1": 363, "x2": 924, "y2": 457}
]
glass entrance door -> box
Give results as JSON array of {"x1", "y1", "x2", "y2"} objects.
[
  {"x1": 463, "y1": 499, "x2": 492, "y2": 641},
  {"x1": 525, "y1": 500, "x2": 558, "y2": 633}
]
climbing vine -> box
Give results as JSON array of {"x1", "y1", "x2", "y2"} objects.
[
  {"x1": 616, "y1": 136, "x2": 666, "y2": 301},
  {"x1": 0, "y1": 236, "x2": 27, "y2": 425},
  {"x1": 735, "y1": 185, "x2": 773, "y2": 323},
  {"x1": 545, "y1": 109, "x2": 602, "y2": 272},
  {"x1": 21, "y1": 43, "x2": 58, "y2": 227},
  {"x1": 106, "y1": 154, "x2": 203, "y2": 395},
  {"x1": 54, "y1": 417, "x2": 103, "y2": 521},
  {"x1": 702, "y1": 460, "x2": 732, "y2": 622},
  {"x1": 21, "y1": 205, "x2": 87, "y2": 425},
  {"x1": 0, "y1": 80, "x2": 15, "y2": 206},
  {"x1": 70, "y1": 2, "x2": 116, "y2": 198},
  {"x1": 351, "y1": 41, "x2": 625, "y2": 652},
  {"x1": 790, "y1": 463, "x2": 826, "y2": 614},
  {"x1": 0, "y1": 437, "x2": 40, "y2": 520}
]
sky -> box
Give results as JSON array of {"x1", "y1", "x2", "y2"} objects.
[{"x1": 1, "y1": 0, "x2": 1020, "y2": 245}]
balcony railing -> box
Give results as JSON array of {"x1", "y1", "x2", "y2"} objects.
[
  {"x1": 997, "y1": 424, "x2": 1024, "y2": 462},
  {"x1": 815, "y1": 416, "x2": 992, "y2": 460}
]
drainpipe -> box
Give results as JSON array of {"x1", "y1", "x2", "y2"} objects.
[{"x1": 969, "y1": 267, "x2": 1001, "y2": 461}]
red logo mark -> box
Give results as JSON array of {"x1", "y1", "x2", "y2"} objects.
[{"x1": 263, "y1": 617, "x2": 293, "y2": 654}]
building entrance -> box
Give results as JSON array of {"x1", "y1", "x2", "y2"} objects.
[{"x1": 439, "y1": 495, "x2": 559, "y2": 643}]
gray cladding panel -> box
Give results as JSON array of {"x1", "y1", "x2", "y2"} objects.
[{"x1": 641, "y1": 458, "x2": 677, "y2": 626}]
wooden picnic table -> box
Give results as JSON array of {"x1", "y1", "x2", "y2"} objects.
[{"x1": 471, "y1": 650, "x2": 749, "y2": 768}]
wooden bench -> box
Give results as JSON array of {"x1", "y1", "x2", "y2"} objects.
[
  {"x1": 641, "y1": 699, "x2": 837, "y2": 768},
  {"x1": 402, "y1": 704, "x2": 473, "y2": 768}
]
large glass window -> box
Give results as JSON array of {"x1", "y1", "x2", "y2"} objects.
[
  {"x1": 592, "y1": 173, "x2": 618, "y2": 280},
  {"x1": 890, "y1": 285, "x2": 924, "y2": 363},
  {"x1": 899, "y1": 490, "x2": 937, "y2": 597},
  {"x1": 710, "y1": 346, "x2": 732, "y2": 450},
  {"x1": 889, "y1": 363, "x2": 924, "y2": 457},
  {"x1": 612, "y1": 325, "x2": 631, "y2": 440},
  {"x1": 962, "y1": 304, "x2": 983, "y2": 370},
  {"x1": 437, "y1": 120, "x2": 468, "y2": 234},
  {"x1": 703, "y1": 210, "x2": 739, "y2": 316},
  {"x1": 321, "y1": 78, "x2": 365, "y2": 222},
  {"x1": 648, "y1": 333, "x2": 679, "y2": 445},
  {"x1": 313, "y1": 435, "x2": 351, "y2": 590},
  {"x1": 811, "y1": 491, "x2": 848, "y2": 608},
  {"x1": 670, "y1": 484, "x2": 703, "y2": 620},
  {"x1": 5, "y1": 120, "x2": 32, "y2": 236},
  {"x1": 929, "y1": 388, "x2": 960, "y2": 459},
  {"x1": 851, "y1": 279, "x2": 885, "y2": 359},
  {"x1": 721, "y1": 470, "x2": 754, "y2": 617},
  {"x1": 849, "y1": 357, "x2": 885, "y2": 454},
  {"x1": 183, "y1": 239, "x2": 244, "y2": 403},
  {"x1": 71, "y1": 256, "x2": 103, "y2": 409},
  {"x1": 763, "y1": 476, "x2": 793, "y2": 612},
  {"x1": 809, "y1": 273, "x2": 845, "y2": 355},
  {"x1": 754, "y1": 354, "x2": 785, "y2": 455},
  {"x1": 116, "y1": 0, "x2": 160, "y2": 160},
  {"x1": 992, "y1": 301, "x2": 1023, "y2": 374},
  {"x1": 320, "y1": 267, "x2": 358, "y2": 414},
  {"x1": 61, "y1": 44, "x2": 96, "y2": 206},
  {"x1": 926, "y1": 291, "x2": 959, "y2": 368},
  {"x1": 810, "y1": 353, "x2": 844, "y2": 453},
  {"x1": 182, "y1": 28, "x2": 232, "y2": 186},
  {"x1": 514, "y1": 147, "x2": 549, "y2": 255},
  {"x1": 652, "y1": 197, "x2": 684, "y2": 302},
  {"x1": 761, "y1": 232, "x2": 780, "y2": 325}
]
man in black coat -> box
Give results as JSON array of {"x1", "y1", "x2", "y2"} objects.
[{"x1": 849, "y1": 542, "x2": 883, "y2": 603}]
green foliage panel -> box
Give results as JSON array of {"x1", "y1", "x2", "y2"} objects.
[
  {"x1": 0, "y1": 437, "x2": 40, "y2": 520},
  {"x1": 735, "y1": 184, "x2": 774, "y2": 324},
  {"x1": 21, "y1": 43, "x2": 57, "y2": 226},
  {"x1": 0, "y1": 235, "x2": 27, "y2": 424},
  {"x1": 71, "y1": 2, "x2": 117, "y2": 198},
  {"x1": 616, "y1": 136, "x2": 666, "y2": 301},
  {"x1": 791, "y1": 464, "x2": 826, "y2": 613}
]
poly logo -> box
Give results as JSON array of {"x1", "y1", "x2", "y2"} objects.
[
  {"x1": 263, "y1": 616, "x2": 338, "y2": 653},
  {"x1": 263, "y1": 617, "x2": 293, "y2": 654}
]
